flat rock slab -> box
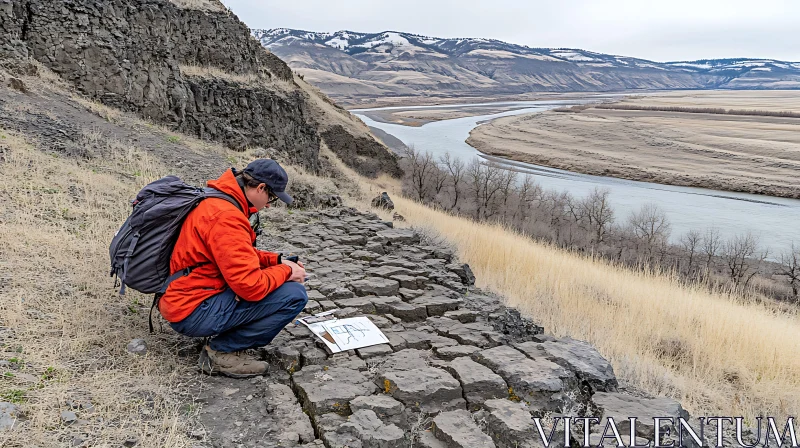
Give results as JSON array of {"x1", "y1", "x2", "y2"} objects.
[
  {"x1": 264, "y1": 344, "x2": 302, "y2": 372},
  {"x1": 301, "y1": 345, "x2": 329, "y2": 367},
  {"x1": 376, "y1": 229, "x2": 420, "y2": 245},
  {"x1": 304, "y1": 299, "x2": 322, "y2": 314},
  {"x1": 337, "y1": 409, "x2": 406, "y2": 448},
  {"x1": 318, "y1": 414, "x2": 362, "y2": 448},
  {"x1": 383, "y1": 331, "x2": 409, "y2": 350},
  {"x1": 327, "y1": 353, "x2": 369, "y2": 371},
  {"x1": 400, "y1": 330, "x2": 457, "y2": 350},
  {"x1": 351, "y1": 277, "x2": 400, "y2": 297},
  {"x1": 329, "y1": 287, "x2": 355, "y2": 299},
  {"x1": 307, "y1": 290, "x2": 326, "y2": 301},
  {"x1": 428, "y1": 317, "x2": 497, "y2": 347},
  {"x1": 516, "y1": 338, "x2": 618, "y2": 392},
  {"x1": 293, "y1": 366, "x2": 378, "y2": 416},
  {"x1": 378, "y1": 366, "x2": 465, "y2": 413},
  {"x1": 482, "y1": 399, "x2": 537, "y2": 448},
  {"x1": 333, "y1": 297, "x2": 377, "y2": 314},
  {"x1": 442, "y1": 325, "x2": 493, "y2": 347},
  {"x1": 427, "y1": 316, "x2": 461, "y2": 333},
  {"x1": 391, "y1": 274, "x2": 424, "y2": 289},
  {"x1": 383, "y1": 301, "x2": 428, "y2": 322},
  {"x1": 374, "y1": 349, "x2": 433, "y2": 372},
  {"x1": 351, "y1": 250, "x2": 380, "y2": 261},
  {"x1": 446, "y1": 358, "x2": 507, "y2": 409},
  {"x1": 410, "y1": 296, "x2": 463, "y2": 317},
  {"x1": 472, "y1": 346, "x2": 575, "y2": 412},
  {"x1": 337, "y1": 235, "x2": 368, "y2": 246},
  {"x1": 350, "y1": 395, "x2": 407, "y2": 429},
  {"x1": 418, "y1": 430, "x2": 448, "y2": 448},
  {"x1": 592, "y1": 392, "x2": 689, "y2": 439},
  {"x1": 444, "y1": 309, "x2": 478, "y2": 323},
  {"x1": 369, "y1": 265, "x2": 415, "y2": 278},
  {"x1": 434, "y1": 345, "x2": 481, "y2": 361},
  {"x1": 432, "y1": 409, "x2": 496, "y2": 448},
  {"x1": 356, "y1": 344, "x2": 393, "y2": 359},
  {"x1": 399, "y1": 288, "x2": 425, "y2": 300},
  {"x1": 319, "y1": 300, "x2": 338, "y2": 310}
]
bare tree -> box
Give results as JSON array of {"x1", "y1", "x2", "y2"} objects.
[
  {"x1": 480, "y1": 162, "x2": 506, "y2": 220},
  {"x1": 777, "y1": 243, "x2": 800, "y2": 301},
  {"x1": 431, "y1": 161, "x2": 448, "y2": 203},
  {"x1": 466, "y1": 160, "x2": 505, "y2": 220},
  {"x1": 540, "y1": 190, "x2": 572, "y2": 244},
  {"x1": 628, "y1": 203, "x2": 671, "y2": 261},
  {"x1": 702, "y1": 228, "x2": 721, "y2": 272},
  {"x1": 402, "y1": 145, "x2": 437, "y2": 202},
  {"x1": 582, "y1": 188, "x2": 614, "y2": 244},
  {"x1": 514, "y1": 175, "x2": 541, "y2": 224},
  {"x1": 721, "y1": 232, "x2": 767, "y2": 291},
  {"x1": 565, "y1": 194, "x2": 586, "y2": 225},
  {"x1": 497, "y1": 169, "x2": 518, "y2": 221},
  {"x1": 680, "y1": 229, "x2": 702, "y2": 276},
  {"x1": 466, "y1": 158, "x2": 486, "y2": 219},
  {"x1": 440, "y1": 153, "x2": 465, "y2": 211}
]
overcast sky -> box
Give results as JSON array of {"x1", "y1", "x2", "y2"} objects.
[{"x1": 220, "y1": 0, "x2": 800, "y2": 62}]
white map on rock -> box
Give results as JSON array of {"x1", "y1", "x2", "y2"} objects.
[{"x1": 322, "y1": 317, "x2": 389, "y2": 351}]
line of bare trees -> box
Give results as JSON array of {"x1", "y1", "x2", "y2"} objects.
[{"x1": 401, "y1": 146, "x2": 800, "y2": 302}]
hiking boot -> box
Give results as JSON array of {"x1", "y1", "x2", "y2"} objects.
[{"x1": 198, "y1": 345, "x2": 268, "y2": 378}]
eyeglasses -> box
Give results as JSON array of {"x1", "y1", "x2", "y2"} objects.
[{"x1": 267, "y1": 188, "x2": 280, "y2": 204}]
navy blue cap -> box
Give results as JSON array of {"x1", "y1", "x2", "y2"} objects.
[{"x1": 243, "y1": 159, "x2": 293, "y2": 205}]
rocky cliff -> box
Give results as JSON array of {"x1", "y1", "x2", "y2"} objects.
[{"x1": 0, "y1": 0, "x2": 400, "y2": 177}]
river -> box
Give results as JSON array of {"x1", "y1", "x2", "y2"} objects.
[{"x1": 352, "y1": 100, "x2": 800, "y2": 253}]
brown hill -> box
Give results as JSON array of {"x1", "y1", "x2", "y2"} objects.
[{"x1": 255, "y1": 29, "x2": 800, "y2": 106}]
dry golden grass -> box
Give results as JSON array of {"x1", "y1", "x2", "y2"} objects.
[
  {"x1": 70, "y1": 95, "x2": 123, "y2": 123},
  {"x1": 178, "y1": 64, "x2": 262, "y2": 85},
  {"x1": 179, "y1": 65, "x2": 300, "y2": 95},
  {"x1": 294, "y1": 75, "x2": 376, "y2": 138},
  {"x1": 168, "y1": 0, "x2": 227, "y2": 12},
  {"x1": 0, "y1": 130, "x2": 197, "y2": 446},
  {"x1": 341, "y1": 166, "x2": 800, "y2": 423}
]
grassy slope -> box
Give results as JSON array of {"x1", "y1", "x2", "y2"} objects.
[{"x1": 0, "y1": 129, "x2": 195, "y2": 446}]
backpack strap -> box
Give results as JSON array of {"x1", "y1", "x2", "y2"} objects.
[
  {"x1": 118, "y1": 232, "x2": 141, "y2": 296},
  {"x1": 205, "y1": 186, "x2": 261, "y2": 241},
  {"x1": 203, "y1": 187, "x2": 244, "y2": 213}
]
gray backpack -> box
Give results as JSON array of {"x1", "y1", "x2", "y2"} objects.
[{"x1": 109, "y1": 176, "x2": 243, "y2": 330}]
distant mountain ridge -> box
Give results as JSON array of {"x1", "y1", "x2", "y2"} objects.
[{"x1": 253, "y1": 28, "x2": 800, "y2": 104}]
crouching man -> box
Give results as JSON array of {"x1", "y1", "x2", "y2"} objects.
[{"x1": 158, "y1": 159, "x2": 308, "y2": 378}]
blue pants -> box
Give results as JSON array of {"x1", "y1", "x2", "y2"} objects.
[{"x1": 170, "y1": 282, "x2": 308, "y2": 352}]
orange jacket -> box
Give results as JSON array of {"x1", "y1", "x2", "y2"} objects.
[{"x1": 159, "y1": 169, "x2": 293, "y2": 323}]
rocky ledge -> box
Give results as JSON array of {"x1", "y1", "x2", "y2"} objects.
[{"x1": 185, "y1": 206, "x2": 712, "y2": 448}]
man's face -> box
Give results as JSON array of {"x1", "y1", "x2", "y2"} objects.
[{"x1": 248, "y1": 183, "x2": 279, "y2": 210}]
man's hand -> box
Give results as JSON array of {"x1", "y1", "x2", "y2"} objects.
[{"x1": 283, "y1": 260, "x2": 306, "y2": 283}]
